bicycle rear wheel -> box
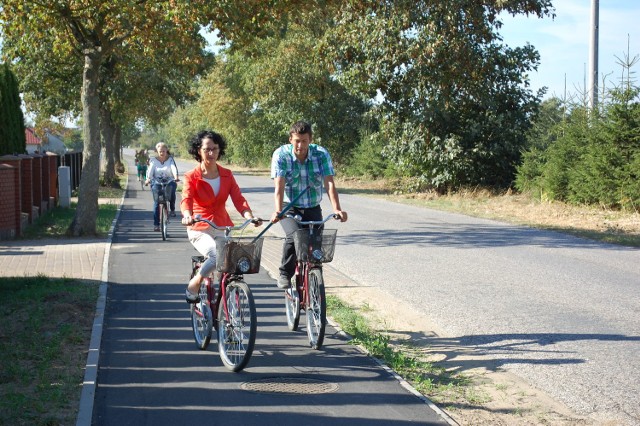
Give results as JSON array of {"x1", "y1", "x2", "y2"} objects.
[
  {"x1": 306, "y1": 268, "x2": 326, "y2": 350},
  {"x1": 218, "y1": 280, "x2": 256, "y2": 372},
  {"x1": 160, "y1": 204, "x2": 168, "y2": 240},
  {"x1": 191, "y1": 281, "x2": 213, "y2": 349},
  {"x1": 285, "y1": 285, "x2": 300, "y2": 331}
]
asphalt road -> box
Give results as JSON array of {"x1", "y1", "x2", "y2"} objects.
[
  {"x1": 92, "y1": 153, "x2": 450, "y2": 425},
  {"x1": 223, "y1": 167, "x2": 640, "y2": 425}
]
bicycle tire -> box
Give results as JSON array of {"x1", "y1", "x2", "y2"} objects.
[
  {"x1": 160, "y1": 204, "x2": 168, "y2": 240},
  {"x1": 191, "y1": 280, "x2": 213, "y2": 349},
  {"x1": 140, "y1": 177, "x2": 144, "y2": 190},
  {"x1": 217, "y1": 280, "x2": 256, "y2": 372},
  {"x1": 285, "y1": 285, "x2": 300, "y2": 331},
  {"x1": 306, "y1": 268, "x2": 326, "y2": 350}
]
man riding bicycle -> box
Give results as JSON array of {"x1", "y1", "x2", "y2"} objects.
[{"x1": 269, "y1": 120, "x2": 348, "y2": 289}]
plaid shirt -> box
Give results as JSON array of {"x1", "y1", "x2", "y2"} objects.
[{"x1": 271, "y1": 144, "x2": 335, "y2": 208}]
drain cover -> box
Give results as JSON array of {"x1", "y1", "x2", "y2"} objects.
[{"x1": 240, "y1": 377, "x2": 339, "y2": 395}]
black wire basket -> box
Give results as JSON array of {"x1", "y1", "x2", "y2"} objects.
[
  {"x1": 214, "y1": 237, "x2": 264, "y2": 274},
  {"x1": 293, "y1": 228, "x2": 337, "y2": 263}
]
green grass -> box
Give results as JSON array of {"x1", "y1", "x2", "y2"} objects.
[
  {"x1": 326, "y1": 295, "x2": 475, "y2": 404},
  {"x1": 21, "y1": 178, "x2": 125, "y2": 239},
  {"x1": 0, "y1": 275, "x2": 99, "y2": 425}
]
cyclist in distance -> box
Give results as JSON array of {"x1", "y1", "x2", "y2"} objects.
[
  {"x1": 146, "y1": 142, "x2": 179, "y2": 231},
  {"x1": 270, "y1": 120, "x2": 348, "y2": 289},
  {"x1": 181, "y1": 130, "x2": 261, "y2": 303},
  {"x1": 135, "y1": 149, "x2": 149, "y2": 181}
]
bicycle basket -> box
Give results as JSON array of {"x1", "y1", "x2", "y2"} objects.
[
  {"x1": 292, "y1": 228, "x2": 337, "y2": 263},
  {"x1": 214, "y1": 236, "x2": 264, "y2": 274}
]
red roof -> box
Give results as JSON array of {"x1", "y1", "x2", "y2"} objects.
[{"x1": 25, "y1": 128, "x2": 41, "y2": 146}]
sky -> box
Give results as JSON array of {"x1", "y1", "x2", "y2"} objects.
[{"x1": 499, "y1": 0, "x2": 640, "y2": 100}]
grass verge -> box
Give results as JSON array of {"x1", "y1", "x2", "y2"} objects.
[
  {"x1": 20, "y1": 176, "x2": 126, "y2": 239},
  {"x1": 327, "y1": 296, "x2": 473, "y2": 404},
  {"x1": 0, "y1": 275, "x2": 99, "y2": 425}
]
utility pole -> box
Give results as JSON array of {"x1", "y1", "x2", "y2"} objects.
[{"x1": 588, "y1": 0, "x2": 599, "y2": 110}]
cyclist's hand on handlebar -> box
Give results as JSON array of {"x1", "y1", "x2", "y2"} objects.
[
  {"x1": 334, "y1": 210, "x2": 348, "y2": 222},
  {"x1": 181, "y1": 213, "x2": 194, "y2": 226},
  {"x1": 250, "y1": 217, "x2": 264, "y2": 227}
]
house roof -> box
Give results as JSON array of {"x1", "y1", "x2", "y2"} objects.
[{"x1": 25, "y1": 128, "x2": 41, "y2": 146}]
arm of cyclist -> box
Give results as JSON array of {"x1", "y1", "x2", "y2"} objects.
[
  {"x1": 270, "y1": 177, "x2": 286, "y2": 223},
  {"x1": 324, "y1": 175, "x2": 348, "y2": 222}
]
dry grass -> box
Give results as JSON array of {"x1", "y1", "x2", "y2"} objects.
[{"x1": 335, "y1": 177, "x2": 640, "y2": 247}]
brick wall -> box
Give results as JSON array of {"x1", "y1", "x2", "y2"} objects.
[
  {"x1": 31, "y1": 154, "x2": 43, "y2": 216},
  {"x1": 0, "y1": 164, "x2": 20, "y2": 239},
  {"x1": 18, "y1": 155, "x2": 34, "y2": 223},
  {"x1": 47, "y1": 154, "x2": 59, "y2": 205}
]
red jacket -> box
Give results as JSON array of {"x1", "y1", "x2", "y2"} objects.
[{"x1": 180, "y1": 164, "x2": 251, "y2": 231}]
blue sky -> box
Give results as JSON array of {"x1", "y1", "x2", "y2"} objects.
[{"x1": 499, "y1": 0, "x2": 640, "y2": 99}]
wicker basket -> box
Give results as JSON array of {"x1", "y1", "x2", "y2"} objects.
[
  {"x1": 293, "y1": 228, "x2": 337, "y2": 263},
  {"x1": 214, "y1": 237, "x2": 264, "y2": 274}
]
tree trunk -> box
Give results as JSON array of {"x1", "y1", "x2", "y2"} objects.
[
  {"x1": 115, "y1": 125, "x2": 125, "y2": 174},
  {"x1": 101, "y1": 103, "x2": 117, "y2": 186},
  {"x1": 68, "y1": 50, "x2": 102, "y2": 236}
]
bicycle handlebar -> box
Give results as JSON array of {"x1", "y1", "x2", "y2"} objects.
[
  {"x1": 192, "y1": 215, "x2": 264, "y2": 233},
  {"x1": 284, "y1": 213, "x2": 339, "y2": 226}
]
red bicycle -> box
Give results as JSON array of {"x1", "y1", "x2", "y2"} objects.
[
  {"x1": 189, "y1": 217, "x2": 263, "y2": 372},
  {"x1": 283, "y1": 213, "x2": 339, "y2": 350}
]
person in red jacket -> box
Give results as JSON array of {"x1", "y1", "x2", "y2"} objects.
[{"x1": 180, "y1": 130, "x2": 259, "y2": 303}]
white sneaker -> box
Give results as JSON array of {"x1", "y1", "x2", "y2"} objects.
[
  {"x1": 185, "y1": 289, "x2": 199, "y2": 303},
  {"x1": 277, "y1": 276, "x2": 291, "y2": 289}
]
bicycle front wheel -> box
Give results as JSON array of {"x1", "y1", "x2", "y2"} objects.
[
  {"x1": 285, "y1": 286, "x2": 300, "y2": 331},
  {"x1": 218, "y1": 280, "x2": 256, "y2": 372},
  {"x1": 160, "y1": 204, "x2": 168, "y2": 240},
  {"x1": 191, "y1": 281, "x2": 213, "y2": 349},
  {"x1": 306, "y1": 268, "x2": 326, "y2": 350}
]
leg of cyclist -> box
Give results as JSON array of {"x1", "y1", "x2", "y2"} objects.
[
  {"x1": 277, "y1": 205, "x2": 323, "y2": 288},
  {"x1": 168, "y1": 180, "x2": 177, "y2": 217},
  {"x1": 151, "y1": 182, "x2": 161, "y2": 231},
  {"x1": 185, "y1": 227, "x2": 221, "y2": 303}
]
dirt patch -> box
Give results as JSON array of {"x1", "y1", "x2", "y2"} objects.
[{"x1": 326, "y1": 283, "x2": 595, "y2": 425}]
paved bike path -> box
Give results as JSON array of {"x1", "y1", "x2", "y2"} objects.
[{"x1": 91, "y1": 162, "x2": 451, "y2": 425}]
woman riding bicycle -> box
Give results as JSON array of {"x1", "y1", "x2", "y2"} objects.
[
  {"x1": 146, "y1": 142, "x2": 179, "y2": 232},
  {"x1": 135, "y1": 149, "x2": 149, "y2": 182},
  {"x1": 180, "y1": 130, "x2": 260, "y2": 303}
]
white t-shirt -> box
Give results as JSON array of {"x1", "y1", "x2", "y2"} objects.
[
  {"x1": 147, "y1": 156, "x2": 178, "y2": 182},
  {"x1": 204, "y1": 177, "x2": 220, "y2": 196}
]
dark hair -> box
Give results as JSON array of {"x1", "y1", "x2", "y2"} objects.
[
  {"x1": 188, "y1": 130, "x2": 227, "y2": 162},
  {"x1": 289, "y1": 120, "x2": 313, "y2": 137}
]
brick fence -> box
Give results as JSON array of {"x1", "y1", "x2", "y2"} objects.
[{"x1": 0, "y1": 151, "x2": 83, "y2": 240}]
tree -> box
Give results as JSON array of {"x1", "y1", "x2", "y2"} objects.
[
  {"x1": 1, "y1": 1, "x2": 211, "y2": 235},
  {"x1": 0, "y1": 63, "x2": 26, "y2": 156},
  {"x1": 320, "y1": 0, "x2": 554, "y2": 190}
]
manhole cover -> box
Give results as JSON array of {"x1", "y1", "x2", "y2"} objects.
[{"x1": 240, "y1": 377, "x2": 339, "y2": 395}]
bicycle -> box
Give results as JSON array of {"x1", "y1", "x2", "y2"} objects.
[
  {"x1": 282, "y1": 213, "x2": 339, "y2": 350},
  {"x1": 189, "y1": 217, "x2": 264, "y2": 372},
  {"x1": 149, "y1": 176, "x2": 173, "y2": 240},
  {"x1": 136, "y1": 163, "x2": 147, "y2": 190}
]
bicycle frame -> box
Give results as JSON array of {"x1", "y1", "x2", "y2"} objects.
[
  {"x1": 284, "y1": 213, "x2": 338, "y2": 349},
  {"x1": 189, "y1": 216, "x2": 263, "y2": 372}
]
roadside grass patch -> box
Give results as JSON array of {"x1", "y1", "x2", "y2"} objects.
[
  {"x1": 21, "y1": 177, "x2": 125, "y2": 239},
  {"x1": 0, "y1": 275, "x2": 99, "y2": 425},
  {"x1": 326, "y1": 295, "x2": 475, "y2": 404}
]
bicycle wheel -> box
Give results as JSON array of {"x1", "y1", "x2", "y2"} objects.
[
  {"x1": 191, "y1": 281, "x2": 213, "y2": 349},
  {"x1": 139, "y1": 176, "x2": 144, "y2": 190},
  {"x1": 284, "y1": 285, "x2": 300, "y2": 331},
  {"x1": 217, "y1": 280, "x2": 256, "y2": 372},
  {"x1": 160, "y1": 204, "x2": 168, "y2": 240},
  {"x1": 306, "y1": 268, "x2": 326, "y2": 350}
]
